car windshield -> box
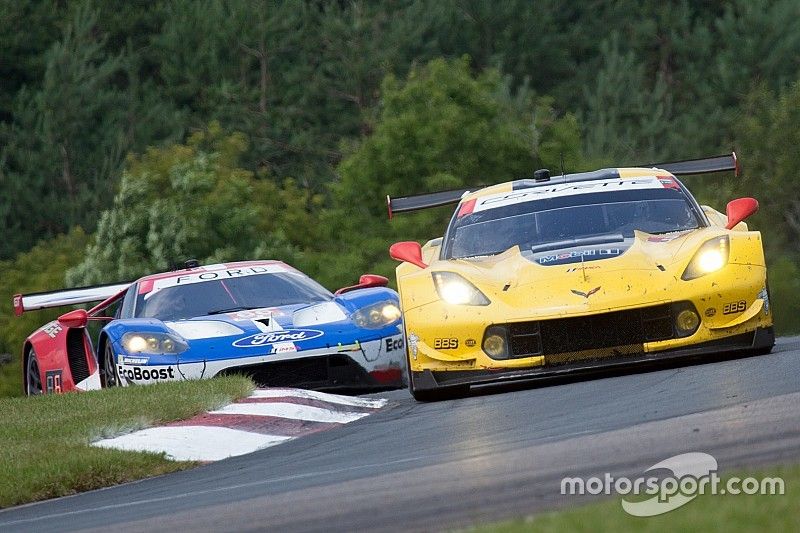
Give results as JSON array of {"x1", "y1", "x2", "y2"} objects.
[
  {"x1": 445, "y1": 187, "x2": 700, "y2": 259},
  {"x1": 133, "y1": 272, "x2": 332, "y2": 321}
]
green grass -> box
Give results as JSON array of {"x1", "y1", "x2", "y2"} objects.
[
  {"x1": 471, "y1": 464, "x2": 799, "y2": 532},
  {"x1": 0, "y1": 376, "x2": 253, "y2": 508}
]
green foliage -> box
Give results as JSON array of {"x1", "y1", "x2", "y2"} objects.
[
  {"x1": 1, "y1": 0, "x2": 800, "y2": 401},
  {"x1": 0, "y1": 2, "x2": 181, "y2": 259},
  {"x1": 67, "y1": 124, "x2": 316, "y2": 286},
  {"x1": 0, "y1": 229, "x2": 90, "y2": 398},
  {"x1": 736, "y1": 82, "x2": 800, "y2": 256},
  {"x1": 315, "y1": 57, "x2": 582, "y2": 288}
]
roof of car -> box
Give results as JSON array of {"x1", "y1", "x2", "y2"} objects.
[
  {"x1": 135, "y1": 260, "x2": 291, "y2": 284},
  {"x1": 461, "y1": 167, "x2": 673, "y2": 202}
]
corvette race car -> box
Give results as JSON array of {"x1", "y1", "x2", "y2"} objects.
[
  {"x1": 15, "y1": 260, "x2": 405, "y2": 395},
  {"x1": 388, "y1": 153, "x2": 774, "y2": 400}
]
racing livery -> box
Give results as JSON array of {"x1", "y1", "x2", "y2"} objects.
[
  {"x1": 388, "y1": 154, "x2": 774, "y2": 400},
  {"x1": 16, "y1": 261, "x2": 405, "y2": 395}
]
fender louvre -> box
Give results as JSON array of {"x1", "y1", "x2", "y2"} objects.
[{"x1": 66, "y1": 328, "x2": 90, "y2": 384}]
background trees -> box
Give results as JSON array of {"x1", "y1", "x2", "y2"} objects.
[{"x1": 1, "y1": 0, "x2": 799, "y2": 396}]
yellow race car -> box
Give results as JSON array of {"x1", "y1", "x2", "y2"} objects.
[{"x1": 388, "y1": 154, "x2": 774, "y2": 400}]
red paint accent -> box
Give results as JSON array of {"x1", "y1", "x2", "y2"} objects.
[
  {"x1": 657, "y1": 175, "x2": 680, "y2": 190},
  {"x1": 457, "y1": 198, "x2": 477, "y2": 217},
  {"x1": 389, "y1": 241, "x2": 427, "y2": 269},
  {"x1": 725, "y1": 197, "x2": 758, "y2": 229},
  {"x1": 369, "y1": 367, "x2": 403, "y2": 384},
  {"x1": 138, "y1": 279, "x2": 154, "y2": 294},
  {"x1": 334, "y1": 274, "x2": 390, "y2": 295},
  {"x1": 167, "y1": 413, "x2": 340, "y2": 437},
  {"x1": 58, "y1": 309, "x2": 88, "y2": 328},
  {"x1": 13, "y1": 294, "x2": 23, "y2": 316},
  {"x1": 26, "y1": 327, "x2": 78, "y2": 394},
  {"x1": 87, "y1": 287, "x2": 128, "y2": 317},
  {"x1": 220, "y1": 280, "x2": 237, "y2": 305}
]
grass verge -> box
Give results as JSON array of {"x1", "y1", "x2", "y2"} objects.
[
  {"x1": 0, "y1": 376, "x2": 253, "y2": 508},
  {"x1": 473, "y1": 464, "x2": 799, "y2": 532}
]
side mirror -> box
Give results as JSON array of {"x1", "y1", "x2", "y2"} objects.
[
  {"x1": 58, "y1": 309, "x2": 88, "y2": 329},
  {"x1": 389, "y1": 241, "x2": 427, "y2": 269},
  {"x1": 334, "y1": 274, "x2": 390, "y2": 295},
  {"x1": 358, "y1": 274, "x2": 389, "y2": 288},
  {"x1": 725, "y1": 197, "x2": 759, "y2": 229}
]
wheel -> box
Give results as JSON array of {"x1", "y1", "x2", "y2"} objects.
[
  {"x1": 25, "y1": 347, "x2": 43, "y2": 396},
  {"x1": 101, "y1": 341, "x2": 121, "y2": 387}
]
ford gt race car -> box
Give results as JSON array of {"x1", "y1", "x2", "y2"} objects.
[
  {"x1": 15, "y1": 261, "x2": 405, "y2": 395},
  {"x1": 388, "y1": 154, "x2": 774, "y2": 400}
]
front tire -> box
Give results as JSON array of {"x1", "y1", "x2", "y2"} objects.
[
  {"x1": 101, "y1": 341, "x2": 121, "y2": 387},
  {"x1": 25, "y1": 347, "x2": 43, "y2": 396}
]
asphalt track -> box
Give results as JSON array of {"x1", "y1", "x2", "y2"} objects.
[{"x1": 2, "y1": 336, "x2": 799, "y2": 532}]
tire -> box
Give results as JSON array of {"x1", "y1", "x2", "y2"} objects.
[
  {"x1": 25, "y1": 346, "x2": 43, "y2": 396},
  {"x1": 101, "y1": 341, "x2": 121, "y2": 387}
]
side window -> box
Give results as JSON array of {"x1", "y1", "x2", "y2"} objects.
[{"x1": 119, "y1": 284, "x2": 137, "y2": 318}]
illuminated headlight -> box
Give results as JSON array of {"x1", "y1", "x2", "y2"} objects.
[
  {"x1": 432, "y1": 272, "x2": 490, "y2": 306},
  {"x1": 122, "y1": 332, "x2": 188, "y2": 354},
  {"x1": 682, "y1": 236, "x2": 729, "y2": 280},
  {"x1": 352, "y1": 301, "x2": 402, "y2": 329}
]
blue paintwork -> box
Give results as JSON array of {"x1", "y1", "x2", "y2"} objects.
[{"x1": 102, "y1": 287, "x2": 402, "y2": 366}]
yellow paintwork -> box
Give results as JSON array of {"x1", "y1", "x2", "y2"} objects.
[{"x1": 395, "y1": 169, "x2": 773, "y2": 374}]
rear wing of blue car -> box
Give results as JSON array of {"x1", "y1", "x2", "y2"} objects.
[
  {"x1": 386, "y1": 152, "x2": 739, "y2": 218},
  {"x1": 13, "y1": 282, "x2": 131, "y2": 316}
]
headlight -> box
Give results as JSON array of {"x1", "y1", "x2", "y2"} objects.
[
  {"x1": 122, "y1": 332, "x2": 188, "y2": 354},
  {"x1": 482, "y1": 326, "x2": 509, "y2": 359},
  {"x1": 682, "y1": 236, "x2": 730, "y2": 280},
  {"x1": 432, "y1": 272, "x2": 490, "y2": 306},
  {"x1": 672, "y1": 302, "x2": 701, "y2": 337},
  {"x1": 352, "y1": 301, "x2": 402, "y2": 329}
]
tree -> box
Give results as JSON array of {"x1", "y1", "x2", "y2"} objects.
[
  {"x1": 1, "y1": 4, "x2": 129, "y2": 258},
  {"x1": 0, "y1": 228, "x2": 89, "y2": 398},
  {"x1": 67, "y1": 123, "x2": 315, "y2": 286},
  {"x1": 736, "y1": 82, "x2": 800, "y2": 257},
  {"x1": 312, "y1": 57, "x2": 582, "y2": 288}
]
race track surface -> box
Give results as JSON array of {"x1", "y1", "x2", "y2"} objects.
[{"x1": 2, "y1": 336, "x2": 799, "y2": 532}]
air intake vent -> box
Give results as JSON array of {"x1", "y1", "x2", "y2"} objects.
[
  {"x1": 504, "y1": 303, "x2": 677, "y2": 360},
  {"x1": 66, "y1": 329, "x2": 90, "y2": 384}
]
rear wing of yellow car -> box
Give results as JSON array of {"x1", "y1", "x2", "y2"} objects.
[{"x1": 386, "y1": 152, "x2": 739, "y2": 218}]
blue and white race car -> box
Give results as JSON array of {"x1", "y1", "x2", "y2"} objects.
[{"x1": 17, "y1": 261, "x2": 406, "y2": 394}]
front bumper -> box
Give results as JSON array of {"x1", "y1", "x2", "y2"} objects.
[
  {"x1": 411, "y1": 326, "x2": 775, "y2": 391},
  {"x1": 219, "y1": 353, "x2": 403, "y2": 391}
]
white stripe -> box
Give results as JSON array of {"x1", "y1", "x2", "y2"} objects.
[
  {"x1": 472, "y1": 177, "x2": 663, "y2": 212},
  {"x1": 22, "y1": 283, "x2": 130, "y2": 311},
  {"x1": 249, "y1": 388, "x2": 388, "y2": 409},
  {"x1": 210, "y1": 402, "x2": 371, "y2": 423},
  {"x1": 92, "y1": 426, "x2": 291, "y2": 462}
]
